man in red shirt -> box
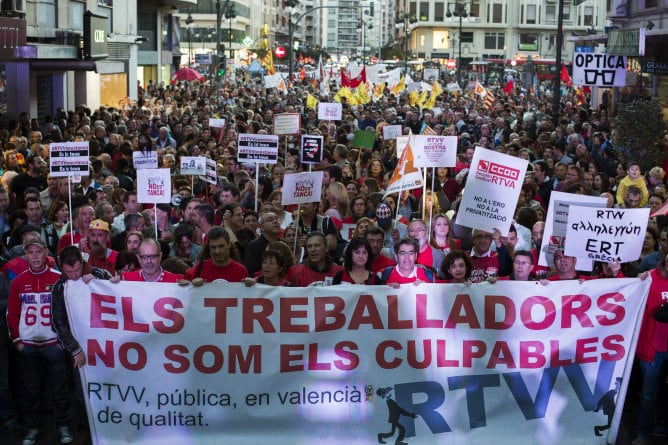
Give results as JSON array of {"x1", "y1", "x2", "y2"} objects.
[
  {"x1": 185, "y1": 227, "x2": 248, "y2": 284},
  {"x1": 83, "y1": 219, "x2": 117, "y2": 275},
  {"x1": 6, "y1": 238, "x2": 73, "y2": 445},
  {"x1": 290, "y1": 232, "x2": 344, "y2": 287},
  {"x1": 548, "y1": 249, "x2": 588, "y2": 281},
  {"x1": 469, "y1": 229, "x2": 501, "y2": 283},
  {"x1": 365, "y1": 227, "x2": 395, "y2": 273},
  {"x1": 379, "y1": 238, "x2": 433, "y2": 286},
  {"x1": 122, "y1": 238, "x2": 183, "y2": 283}
]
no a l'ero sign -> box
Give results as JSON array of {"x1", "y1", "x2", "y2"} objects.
[{"x1": 572, "y1": 53, "x2": 627, "y2": 87}]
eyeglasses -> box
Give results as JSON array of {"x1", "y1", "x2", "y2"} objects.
[
  {"x1": 513, "y1": 260, "x2": 532, "y2": 266},
  {"x1": 397, "y1": 250, "x2": 416, "y2": 256},
  {"x1": 139, "y1": 254, "x2": 161, "y2": 261}
]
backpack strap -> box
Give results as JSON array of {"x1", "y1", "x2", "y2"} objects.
[{"x1": 380, "y1": 266, "x2": 394, "y2": 284}]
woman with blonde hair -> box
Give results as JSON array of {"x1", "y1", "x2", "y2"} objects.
[{"x1": 324, "y1": 182, "x2": 350, "y2": 223}]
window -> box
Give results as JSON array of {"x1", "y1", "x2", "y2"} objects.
[
  {"x1": 435, "y1": 2, "x2": 444, "y2": 21},
  {"x1": 419, "y1": 2, "x2": 429, "y2": 21},
  {"x1": 410, "y1": 2, "x2": 417, "y2": 17},
  {"x1": 584, "y1": 6, "x2": 594, "y2": 26},
  {"x1": 470, "y1": 2, "x2": 480, "y2": 17},
  {"x1": 563, "y1": 6, "x2": 570, "y2": 20},
  {"x1": 525, "y1": 4, "x2": 536, "y2": 24},
  {"x1": 518, "y1": 33, "x2": 538, "y2": 51},
  {"x1": 484, "y1": 32, "x2": 504, "y2": 50},
  {"x1": 491, "y1": 3, "x2": 503, "y2": 23},
  {"x1": 646, "y1": 0, "x2": 658, "y2": 7},
  {"x1": 460, "y1": 32, "x2": 473, "y2": 43},
  {"x1": 546, "y1": 6, "x2": 555, "y2": 20}
]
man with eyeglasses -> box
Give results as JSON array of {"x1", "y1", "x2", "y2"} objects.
[
  {"x1": 509, "y1": 250, "x2": 534, "y2": 281},
  {"x1": 122, "y1": 238, "x2": 182, "y2": 282},
  {"x1": 407, "y1": 219, "x2": 444, "y2": 275},
  {"x1": 469, "y1": 229, "x2": 505, "y2": 283},
  {"x1": 379, "y1": 238, "x2": 434, "y2": 286}
]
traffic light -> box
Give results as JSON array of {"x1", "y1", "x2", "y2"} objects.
[{"x1": 217, "y1": 55, "x2": 226, "y2": 77}]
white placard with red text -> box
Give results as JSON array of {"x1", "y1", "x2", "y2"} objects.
[
  {"x1": 318, "y1": 103, "x2": 343, "y2": 121},
  {"x1": 281, "y1": 171, "x2": 323, "y2": 205},
  {"x1": 67, "y1": 278, "x2": 649, "y2": 445},
  {"x1": 136, "y1": 168, "x2": 171, "y2": 204},
  {"x1": 412, "y1": 135, "x2": 457, "y2": 168},
  {"x1": 455, "y1": 147, "x2": 528, "y2": 234}
]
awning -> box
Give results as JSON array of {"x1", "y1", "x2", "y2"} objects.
[{"x1": 30, "y1": 60, "x2": 125, "y2": 74}]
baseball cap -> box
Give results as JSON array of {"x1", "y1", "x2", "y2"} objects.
[
  {"x1": 89, "y1": 219, "x2": 110, "y2": 232},
  {"x1": 24, "y1": 238, "x2": 47, "y2": 249},
  {"x1": 375, "y1": 202, "x2": 393, "y2": 226}
]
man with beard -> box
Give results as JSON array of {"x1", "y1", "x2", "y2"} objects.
[{"x1": 83, "y1": 219, "x2": 117, "y2": 275}]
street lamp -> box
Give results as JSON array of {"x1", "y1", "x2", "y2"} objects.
[
  {"x1": 185, "y1": 13, "x2": 194, "y2": 68},
  {"x1": 396, "y1": 12, "x2": 417, "y2": 76},
  {"x1": 225, "y1": 2, "x2": 236, "y2": 65},
  {"x1": 286, "y1": 0, "x2": 299, "y2": 83},
  {"x1": 358, "y1": 10, "x2": 373, "y2": 64},
  {"x1": 446, "y1": 1, "x2": 475, "y2": 84}
]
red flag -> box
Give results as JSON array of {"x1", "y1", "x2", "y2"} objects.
[
  {"x1": 502, "y1": 79, "x2": 514, "y2": 94},
  {"x1": 299, "y1": 67, "x2": 306, "y2": 81},
  {"x1": 341, "y1": 66, "x2": 366, "y2": 89},
  {"x1": 560, "y1": 65, "x2": 572, "y2": 87}
]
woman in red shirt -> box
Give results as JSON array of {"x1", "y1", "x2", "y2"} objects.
[
  {"x1": 430, "y1": 213, "x2": 461, "y2": 255},
  {"x1": 333, "y1": 238, "x2": 380, "y2": 285}
]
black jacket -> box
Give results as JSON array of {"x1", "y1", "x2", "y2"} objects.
[{"x1": 51, "y1": 265, "x2": 111, "y2": 356}]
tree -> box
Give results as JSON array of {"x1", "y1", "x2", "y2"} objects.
[{"x1": 612, "y1": 98, "x2": 665, "y2": 173}]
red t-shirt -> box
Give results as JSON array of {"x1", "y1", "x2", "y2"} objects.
[
  {"x1": 469, "y1": 252, "x2": 499, "y2": 283},
  {"x1": 184, "y1": 259, "x2": 248, "y2": 283},
  {"x1": 122, "y1": 269, "x2": 183, "y2": 283},
  {"x1": 370, "y1": 254, "x2": 396, "y2": 274},
  {"x1": 289, "y1": 262, "x2": 345, "y2": 287},
  {"x1": 382, "y1": 266, "x2": 432, "y2": 284}
]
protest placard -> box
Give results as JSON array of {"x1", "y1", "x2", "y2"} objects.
[
  {"x1": 136, "y1": 168, "x2": 171, "y2": 204},
  {"x1": 208, "y1": 118, "x2": 226, "y2": 128},
  {"x1": 237, "y1": 134, "x2": 279, "y2": 164},
  {"x1": 340, "y1": 223, "x2": 356, "y2": 241},
  {"x1": 273, "y1": 113, "x2": 301, "y2": 135},
  {"x1": 455, "y1": 147, "x2": 528, "y2": 234},
  {"x1": 68, "y1": 278, "x2": 649, "y2": 445},
  {"x1": 179, "y1": 156, "x2": 206, "y2": 175},
  {"x1": 382, "y1": 125, "x2": 403, "y2": 140},
  {"x1": 539, "y1": 191, "x2": 608, "y2": 270},
  {"x1": 352, "y1": 129, "x2": 376, "y2": 149},
  {"x1": 318, "y1": 102, "x2": 342, "y2": 121},
  {"x1": 301, "y1": 135, "x2": 323, "y2": 164},
  {"x1": 281, "y1": 171, "x2": 323, "y2": 205},
  {"x1": 133, "y1": 151, "x2": 158, "y2": 170},
  {"x1": 565, "y1": 206, "x2": 649, "y2": 263},
  {"x1": 49, "y1": 142, "x2": 90, "y2": 177},
  {"x1": 203, "y1": 158, "x2": 217, "y2": 185},
  {"x1": 412, "y1": 135, "x2": 457, "y2": 168}
]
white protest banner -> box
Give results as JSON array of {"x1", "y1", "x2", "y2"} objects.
[
  {"x1": 281, "y1": 171, "x2": 323, "y2": 205},
  {"x1": 133, "y1": 151, "x2": 158, "y2": 170},
  {"x1": 136, "y1": 168, "x2": 171, "y2": 203},
  {"x1": 446, "y1": 82, "x2": 462, "y2": 92},
  {"x1": 68, "y1": 278, "x2": 648, "y2": 445},
  {"x1": 539, "y1": 191, "x2": 608, "y2": 270},
  {"x1": 382, "y1": 125, "x2": 403, "y2": 140},
  {"x1": 573, "y1": 53, "x2": 627, "y2": 87},
  {"x1": 179, "y1": 156, "x2": 206, "y2": 175},
  {"x1": 318, "y1": 102, "x2": 343, "y2": 121},
  {"x1": 263, "y1": 73, "x2": 282, "y2": 89},
  {"x1": 565, "y1": 207, "x2": 649, "y2": 263},
  {"x1": 49, "y1": 142, "x2": 89, "y2": 177},
  {"x1": 412, "y1": 135, "x2": 457, "y2": 168},
  {"x1": 300, "y1": 134, "x2": 323, "y2": 165},
  {"x1": 273, "y1": 113, "x2": 301, "y2": 135},
  {"x1": 208, "y1": 118, "x2": 226, "y2": 128},
  {"x1": 455, "y1": 147, "x2": 528, "y2": 235},
  {"x1": 237, "y1": 134, "x2": 279, "y2": 164}
]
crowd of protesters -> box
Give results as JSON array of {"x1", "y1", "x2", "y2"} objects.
[{"x1": 0, "y1": 71, "x2": 666, "y2": 445}]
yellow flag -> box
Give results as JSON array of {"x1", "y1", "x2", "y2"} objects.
[
  {"x1": 409, "y1": 90, "x2": 419, "y2": 106},
  {"x1": 356, "y1": 82, "x2": 371, "y2": 105},
  {"x1": 306, "y1": 93, "x2": 318, "y2": 109},
  {"x1": 372, "y1": 81, "x2": 385, "y2": 100},
  {"x1": 417, "y1": 90, "x2": 428, "y2": 107},
  {"x1": 432, "y1": 80, "x2": 443, "y2": 97},
  {"x1": 391, "y1": 76, "x2": 405, "y2": 96}
]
